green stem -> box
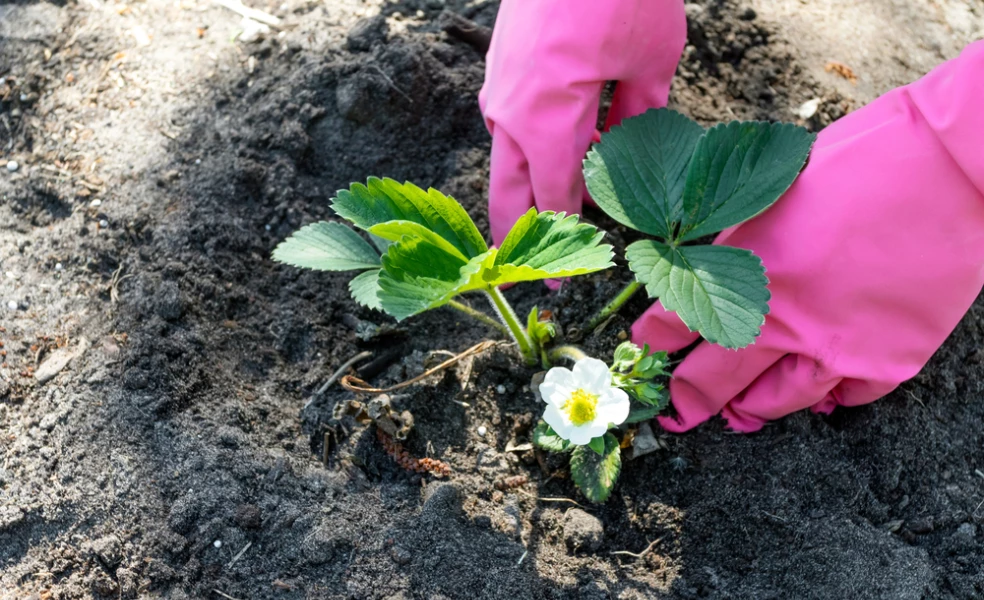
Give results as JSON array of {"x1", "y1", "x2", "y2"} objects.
[
  {"x1": 448, "y1": 299, "x2": 509, "y2": 337},
  {"x1": 546, "y1": 345, "x2": 588, "y2": 366},
  {"x1": 586, "y1": 280, "x2": 642, "y2": 332},
  {"x1": 486, "y1": 287, "x2": 537, "y2": 365}
]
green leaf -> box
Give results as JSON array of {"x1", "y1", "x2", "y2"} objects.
[
  {"x1": 570, "y1": 432, "x2": 621, "y2": 503},
  {"x1": 628, "y1": 382, "x2": 667, "y2": 409},
  {"x1": 612, "y1": 341, "x2": 644, "y2": 373},
  {"x1": 588, "y1": 436, "x2": 606, "y2": 456},
  {"x1": 376, "y1": 248, "x2": 494, "y2": 321},
  {"x1": 349, "y1": 269, "x2": 382, "y2": 311},
  {"x1": 626, "y1": 240, "x2": 770, "y2": 348},
  {"x1": 491, "y1": 209, "x2": 614, "y2": 283},
  {"x1": 331, "y1": 178, "x2": 488, "y2": 258},
  {"x1": 370, "y1": 220, "x2": 469, "y2": 262},
  {"x1": 634, "y1": 349, "x2": 670, "y2": 379},
  {"x1": 625, "y1": 403, "x2": 664, "y2": 424},
  {"x1": 679, "y1": 121, "x2": 816, "y2": 241},
  {"x1": 583, "y1": 108, "x2": 704, "y2": 238},
  {"x1": 272, "y1": 221, "x2": 381, "y2": 271},
  {"x1": 532, "y1": 421, "x2": 571, "y2": 453}
]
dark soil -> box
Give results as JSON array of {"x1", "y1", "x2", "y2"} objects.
[{"x1": 2, "y1": 0, "x2": 983, "y2": 599}]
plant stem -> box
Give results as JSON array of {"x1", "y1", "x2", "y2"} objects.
[
  {"x1": 485, "y1": 287, "x2": 537, "y2": 365},
  {"x1": 448, "y1": 299, "x2": 509, "y2": 337},
  {"x1": 586, "y1": 280, "x2": 642, "y2": 332},
  {"x1": 546, "y1": 345, "x2": 588, "y2": 365}
]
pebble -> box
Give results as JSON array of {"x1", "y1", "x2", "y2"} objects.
[
  {"x1": 99, "y1": 219, "x2": 109, "y2": 228},
  {"x1": 477, "y1": 425, "x2": 487, "y2": 436},
  {"x1": 55, "y1": 263, "x2": 63, "y2": 271},
  {"x1": 496, "y1": 384, "x2": 506, "y2": 394},
  {"x1": 5, "y1": 160, "x2": 18, "y2": 172},
  {"x1": 563, "y1": 508, "x2": 604, "y2": 551},
  {"x1": 213, "y1": 540, "x2": 222, "y2": 548},
  {"x1": 89, "y1": 199, "x2": 102, "y2": 208},
  {"x1": 6, "y1": 300, "x2": 17, "y2": 311}
]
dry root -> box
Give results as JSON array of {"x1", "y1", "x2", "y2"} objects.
[{"x1": 376, "y1": 428, "x2": 451, "y2": 478}]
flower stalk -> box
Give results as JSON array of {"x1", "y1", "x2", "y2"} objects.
[
  {"x1": 586, "y1": 280, "x2": 642, "y2": 332},
  {"x1": 486, "y1": 287, "x2": 538, "y2": 365}
]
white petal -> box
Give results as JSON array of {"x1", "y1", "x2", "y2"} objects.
[
  {"x1": 596, "y1": 397, "x2": 630, "y2": 427},
  {"x1": 572, "y1": 357, "x2": 612, "y2": 394},
  {"x1": 543, "y1": 404, "x2": 572, "y2": 439},
  {"x1": 539, "y1": 381, "x2": 572, "y2": 407},
  {"x1": 543, "y1": 366, "x2": 575, "y2": 388},
  {"x1": 569, "y1": 422, "x2": 608, "y2": 446},
  {"x1": 540, "y1": 366, "x2": 576, "y2": 407}
]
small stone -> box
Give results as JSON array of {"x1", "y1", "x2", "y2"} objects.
[
  {"x1": 563, "y1": 508, "x2": 604, "y2": 551},
  {"x1": 195, "y1": 158, "x2": 201, "y2": 165},
  {"x1": 55, "y1": 263, "x2": 63, "y2": 271},
  {"x1": 6, "y1": 300, "x2": 17, "y2": 311},
  {"x1": 954, "y1": 523, "x2": 976, "y2": 541},
  {"x1": 496, "y1": 384, "x2": 506, "y2": 394},
  {"x1": 213, "y1": 540, "x2": 222, "y2": 548},
  {"x1": 238, "y1": 17, "x2": 270, "y2": 43},
  {"x1": 98, "y1": 219, "x2": 109, "y2": 228},
  {"x1": 389, "y1": 545, "x2": 412, "y2": 565},
  {"x1": 234, "y1": 504, "x2": 263, "y2": 529},
  {"x1": 6, "y1": 160, "x2": 18, "y2": 172},
  {"x1": 477, "y1": 425, "x2": 487, "y2": 437},
  {"x1": 795, "y1": 98, "x2": 822, "y2": 120},
  {"x1": 908, "y1": 517, "x2": 934, "y2": 535},
  {"x1": 89, "y1": 199, "x2": 102, "y2": 207},
  {"x1": 346, "y1": 15, "x2": 388, "y2": 52}
]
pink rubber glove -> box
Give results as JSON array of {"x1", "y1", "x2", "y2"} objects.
[
  {"x1": 479, "y1": 0, "x2": 686, "y2": 245},
  {"x1": 633, "y1": 41, "x2": 984, "y2": 433}
]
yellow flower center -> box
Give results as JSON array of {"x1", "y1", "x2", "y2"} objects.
[{"x1": 562, "y1": 388, "x2": 599, "y2": 426}]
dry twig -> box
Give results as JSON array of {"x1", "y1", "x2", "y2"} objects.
[{"x1": 341, "y1": 341, "x2": 499, "y2": 394}]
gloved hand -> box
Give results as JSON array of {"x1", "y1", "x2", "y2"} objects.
[
  {"x1": 633, "y1": 41, "x2": 984, "y2": 433},
  {"x1": 479, "y1": 0, "x2": 687, "y2": 245}
]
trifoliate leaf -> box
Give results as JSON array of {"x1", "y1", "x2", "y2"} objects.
[
  {"x1": 625, "y1": 403, "x2": 664, "y2": 424},
  {"x1": 370, "y1": 220, "x2": 470, "y2": 262},
  {"x1": 628, "y1": 382, "x2": 667, "y2": 408},
  {"x1": 570, "y1": 432, "x2": 621, "y2": 503},
  {"x1": 349, "y1": 269, "x2": 382, "y2": 311},
  {"x1": 626, "y1": 240, "x2": 770, "y2": 348},
  {"x1": 588, "y1": 436, "x2": 606, "y2": 456},
  {"x1": 532, "y1": 421, "x2": 571, "y2": 453},
  {"x1": 376, "y1": 248, "x2": 494, "y2": 320},
  {"x1": 612, "y1": 341, "x2": 644, "y2": 373},
  {"x1": 583, "y1": 108, "x2": 704, "y2": 238},
  {"x1": 272, "y1": 221, "x2": 381, "y2": 271},
  {"x1": 331, "y1": 178, "x2": 488, "y2": 259},
  {"x1": 678, "y1": 121, "x2": 816, "y2": 241},
  {"x1": 492, "y1": 209, "x2": 614, "y2": 282},
  {"x1": 634, "y1": 349, "x2": 670, "y2": 379}
]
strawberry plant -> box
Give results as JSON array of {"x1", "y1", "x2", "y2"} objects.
[
  {"x1": 584, "y1": 108, "x2": 816, "y2": 348},
  {"x1": 272, "y1": 178, "x2": 614, "y2": 365}
]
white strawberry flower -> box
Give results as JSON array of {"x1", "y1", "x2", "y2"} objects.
[{"x1": 538, "y1": 357, "x2": 630, "y2": 445}]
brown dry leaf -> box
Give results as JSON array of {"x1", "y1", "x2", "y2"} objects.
[{"x1": 824, "y1": 61, "x2": 858, "y2": 84}]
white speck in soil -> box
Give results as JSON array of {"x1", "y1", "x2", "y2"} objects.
[
  {"x1": 496, "y1": 384, "x2": 506, "y2": 394},
  {"x1": 55, "y1": 263, "x2": 63, "y2": 271},
  {"x1": 213, "y1": 540, "x2": 222, "y2": 548},
  {"x1": 4, "y1": 271, "x2": 14, "y2": 279},
  {"x1": 195, "y1": 158, "x2": 201, "y2": 165},
  {"x1": 5, "y1": 161, "x2": 18, "y2": 172},
  {"x1": 477, "y1": 425, "x2": 487, "y2": 436},
  {"x1": 6, "y1": 300, "x2": 18, "y2": 311},
  {"x1": 264, "y1": 224, "x2": 271, "y2": 231},
  {"x1": 99, "y1": 219, "x2": 109, "y2": 228},
  {"x1": 90, "y1": 199, "x2": 102, "y2": 207}
]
